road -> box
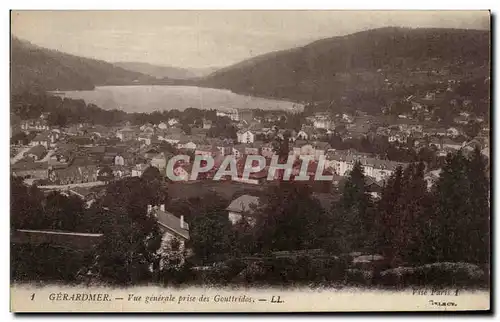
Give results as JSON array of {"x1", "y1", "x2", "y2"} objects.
[
  {"x1": 35, "y1": 181, "x2": 108, "y2": 190},
  {"x1": 10, "y1": 146, "x2": 32, "y2": 163}
]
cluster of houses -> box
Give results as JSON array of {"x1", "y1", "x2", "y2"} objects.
[{"x1": 11, "y1": 104, "x2": 489, "y2": 190}]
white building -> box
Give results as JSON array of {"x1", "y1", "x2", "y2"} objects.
[
  {"x1": 148, "y1": 204, "x2": 190, "y2": 269},
  {"x1": 237, "y1": 130, "x2": 255, "y2": 144},
  {"x1": 325, "y1": 151, "x2": 408, "y2": 182},
  {"x1": 226, "y1": 195, "x2": 260, "y2": 226}
]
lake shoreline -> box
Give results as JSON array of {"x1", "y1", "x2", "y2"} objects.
[{"x1": 50, "y1": 85, "x2": 304, "y2": 114}]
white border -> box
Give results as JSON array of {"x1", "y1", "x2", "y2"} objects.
[{"x1": 1, "y1": 1, "x2": 498, "y2": 321}]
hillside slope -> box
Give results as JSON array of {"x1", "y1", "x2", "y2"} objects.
[
  {"x1": 11, "y1": 37, "x2": 157, "y2": 92},
  {"x1": 200, "y1": 27, "x2": 490, "y2": 103}
]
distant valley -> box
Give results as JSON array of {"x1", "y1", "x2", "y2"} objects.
[{"x1": 114, "y1": 62, "x2": 219, "y2": 80}]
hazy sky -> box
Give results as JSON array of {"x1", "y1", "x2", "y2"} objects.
[{"x1": 11, "y1": 10, "x2": 490, "y2": 69}]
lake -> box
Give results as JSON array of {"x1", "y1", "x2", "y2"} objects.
[{"x1": 53, "y1": 85, "x2": 303, "y2": 114}]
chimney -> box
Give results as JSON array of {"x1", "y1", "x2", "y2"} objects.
[
  {"x1": 160, "y1": 204, "x2": 165, "y2": 212},
  {"x1": 147, "y1": 204, "x2": 152, "y2": 214},
  {"x1": 180, "y1": 215, "x2": 185, "y2": 229}
]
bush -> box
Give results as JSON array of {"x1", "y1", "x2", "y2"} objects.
[
  {"x1": 344, "y1": 268, "x2": 373, "y2": 286},
  {"x1": 417, "y1": 262, "x2": 486, "y2": 287},
  {"x1": 378, "y1": 262, "x2": 487, "y2": 288}
]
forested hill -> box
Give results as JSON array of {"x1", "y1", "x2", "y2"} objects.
[
  {"x1": 199, "y1": 27, "x2": 490, "y2": 104},
  {"x1": 10, "y1": 37, "x2": 160, "y2": 93}
]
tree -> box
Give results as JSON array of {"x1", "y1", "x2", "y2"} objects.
[
  {"x1": 188, "y1": 193, "x2": 232, "y2": 263},
  {"x1": 181, "y1": 123, "x2": 192, "y2": 135},
  {"x1": 376, "y1": 166, "x2": 404, "y2": 254},
  {"x1": 333, "y1": 161, "x2": 374, "y2": 252},
  {"x1": 10, "y1": 176, "x2": 44, "y2": 229},
  {"x1": 95, "y1": 177, "x2": 167, "y2": 284},
  {"x1": 428, "y1": 152, "x2": 471, "y2": 263},
  {"x1": 142, "y1": 166, "x2": 162, "y2": 182},
  {"x1": 43, "y1": 191, "x2": 86, "y2": 231},
  {"x1": 393, "y1": 162, "x2": 431, "y2": 263},
  {"x1": 254, "y1": 183, "x2": 327, "y2": 252},
  {"x1": 464, "y1": 120, "x2": 481, "y2": 139},
  {"x1": 464, "y1": 148, "x2": 490, "y2": 264}
]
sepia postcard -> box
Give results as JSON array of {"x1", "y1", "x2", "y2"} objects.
[{"x1": 9, "y1": 10, "x2": 491, "y2": 312}]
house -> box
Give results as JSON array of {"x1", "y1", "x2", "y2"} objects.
[
  {"x1": 110, "y1": 165, "x2": 130, "y2": 179},
  {"x1": 11, "y1": 161, "x2": 49, "y2": 180},
  {"x1": 148, "y1": 204, "x2": 190, "y2": 269},
  {"x1": 67, "y1": 186, "x2": 101, "y2": 207},
  {"x1": 167, "y1": 118, "x2": 179, "y2": 126},
  {"x1": 114, "y1": 154, "x2": 126, "y2": 166},
  {"x1": 140, "y1": 123, "x2": 155, "y2": 133},
  {"x1": 116, "y1": 127, "x2": 137, "y2": 141},
  {"x1": 291, "y1": 141, "x2": 330, "y2": 160},
  {"x1": 97, "y1": 166, "x2": 114, "y2": 182},
  {"x1": 388, "y1": 131, "x2": 408, "y2": 144},
  {"x1": 237, "y1": 130, "x2": 255, "y2": 144},
  {"x1": 49, "y1": 165, "x2": 99, "y2": 185},
  {"x1": 308, "y1": 113, "x2": 335, "y2": 130},
  {"x1": 49, "y1": 152, "x2": 70, "y2": 165},
  {"x1": 202, "y1": 119, "x2": 213, "y2": 130},
  {"x1": 177, "y1": 139, "x2": 197, "y2": 150},
  {"x1": 325, "y1": 150, "x2": 407, "y2": 182},
  {"x1": 20, "y1": 119, "x2": 49, "y2": 132},
  {"x1": 425, "y1": 128, "x2": 447, "y2": 137},
  {"x1": 150, "y1": 153, "x2": 168, "y2": 171},
  {"x1": 346, "y1": 123, "x2": 373, "y2": 139},
  {"x1": 398, "y1": 123, "x2": 423, "y2": 134},
  {"x1": 24, "y1": 145, "x2": 47, "y2": 161},
  {"x1": 30, "y1": 132, "x2": 50, "y2": 148},
  {"x1": 138, "y1": 133, "x2": 153, "y2": 146},
  {"x1": 131, "y1": 163, "x2": 150, "y2": 177},
  {"x1": 160, "y1": 133, "x2": 183, "y2": 145},
  {"x1": 158, "y1": 122, "x2": 168, "y2": 130},
  {"x1": 365, "y1": 177, "x2": 383, "y2": 199},
  {"x1": 296, "y1": 126, "x2": 325, "y2": 141},
  {"x1": 226, "y1": 195, "x2": 260, "y2": 226},
  {"x1": 442, "y1": 138, "x2": 465, "y2": 150},
  {"x1": 217, "y1": 109, "x2": 239, "y2": 121}
]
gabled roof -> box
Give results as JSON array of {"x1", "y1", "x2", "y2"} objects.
[
  {"x1": 32, "y1": 132, "x2": 50, "y2": 142},
  {"x1": 26, "y1": 145, "x2": 47, "y2": 158},
  {"x1": 226, "y1": 195, "x2": 260, "y2": 215},
  {"x1": 11, "y1": 161, "x2": 49, "y2": 172},
  {"x1": 312, "y1": 141, "x2": 331, "y2": 150},
  {"x1": 153, "y1": 209, "x2": 190, "y2": 240}
]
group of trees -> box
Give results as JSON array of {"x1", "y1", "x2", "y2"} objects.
[
  {"x1": 186, "y1": 147, "x2": 489, "y2": 271},
  {"x1": 356, "y1": 147, "x2": 489, "y2": 265},
  {"x1": 11, "y1": 168, "x2": 169, "y2": 284}
]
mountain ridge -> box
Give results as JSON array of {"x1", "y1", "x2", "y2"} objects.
[
  {"x1": 199, "y1": 27, "x2": 490, "y2": 104},
  {"x1": 10, "y1": 37, "x2": 161, "y2": 93}
]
